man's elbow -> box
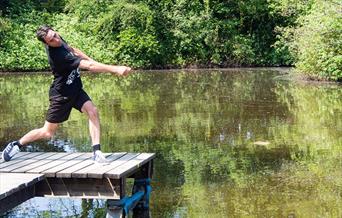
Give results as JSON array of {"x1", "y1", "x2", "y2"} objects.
[{"x1": 79, "y1": 60, "x2": 95, "y2": 71}]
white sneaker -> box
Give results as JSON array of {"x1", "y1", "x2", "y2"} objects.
[
  {"x1": 93, "y1": 150, "x2": 110, "y2": 165},
  {"x1": 2, "y1": 141, "x2": 20, "y2": 162}
]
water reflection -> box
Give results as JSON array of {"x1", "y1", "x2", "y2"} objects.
[{"x1": 0, "y1": 69, "x2": 341, "y2": 217}]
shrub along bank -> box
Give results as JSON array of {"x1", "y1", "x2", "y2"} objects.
[{"x1": 0, "y1": 0, "x2": 340, "y2": 81}]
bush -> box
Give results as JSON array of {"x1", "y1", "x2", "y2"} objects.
[
  {"x1": 112, "y1": 28, "x2": 160, "y2": 68},
  {"x1": 1, "y1": 0, "x2": 339, "y2": 75},
  {"x1": 275, "y1": 0, "x2": 341, "y2": 81},
  {"x1": 293, "y1": 1, "x2": 341, "y2": 80},
  {"x1": 63, "y1": 0, "x2": 161, "y2": 67},
  {"x1": 0, "y1": 11, "x2": 52, "y2": 71}
]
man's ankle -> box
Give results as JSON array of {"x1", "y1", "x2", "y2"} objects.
[
  {"x1": 15, "y1": 140, "x2": 23, "y2": 148},
  {"x1": 92, "y1": 144, "x2": 101, "y2": 154}
]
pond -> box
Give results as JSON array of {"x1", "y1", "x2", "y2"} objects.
[{"x1": 0, "y1": 68, "x2": 341, "y2": 217}]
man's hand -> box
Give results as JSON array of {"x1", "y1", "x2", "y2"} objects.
[{"x1": 115, "y1": 66, "x2": 132, "y2": 76}]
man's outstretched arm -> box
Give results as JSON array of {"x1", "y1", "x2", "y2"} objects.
[
  {"x1": 72, "y1": 46, "x2": 131, "y2": 76},
  {"x1": 79, "y1": 59, "x2": 131, "y2": 76}
]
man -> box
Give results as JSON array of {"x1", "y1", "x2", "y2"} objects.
[{"x1": 1, "y1": 25, "x2": 131, "y2": 163}]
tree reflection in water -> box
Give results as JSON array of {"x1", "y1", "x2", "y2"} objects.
[{"x1": 0, "y1": 69, "x2": 341, "y2": 217}]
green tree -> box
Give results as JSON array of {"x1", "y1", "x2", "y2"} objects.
[{"x1": 274, "y1": 0, "x2": 341, "y2": 81}]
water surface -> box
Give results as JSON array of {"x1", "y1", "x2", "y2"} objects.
[{"x1": 0, "y1": 69, "x2": 341, "y2": 217}]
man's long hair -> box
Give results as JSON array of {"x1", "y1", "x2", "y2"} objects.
[{"x1": 36, "y1": 25, "x2": 53, "y2": 43}]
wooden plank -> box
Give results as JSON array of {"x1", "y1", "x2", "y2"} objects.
[
  {"x1": 0, "y1": 173, "x2": 44, "y2": 214},
  {"x1": 0, "y1": 151, "x2": 31, "y2": 161},
  {"x1": 26, "y1": 153, "x2": 84, "y2": 174},
  {"x1": 130, "y1": 159, "x2": 153, "y2": 179},
  {"x1": 0, "y1": 184, "x2": 35, "y2": 214},
  {"x1": 57, "y1": 152, "x2": 126, "y2": 178},
  {"x1": 0, "y1": 173, "x2": 44, "y2": 200},
  {"x1": 73, "y1": 153, "x2": 139, "y2": 179},
  {"x1": 12, "y1": 152, "x2": 70, "y2": 173},
  {"x1": 0, "y1": 152, "x2": 44, "y2": 171},
  {"x1": 64, "y1": 178, "x2": 121, "y2": 198},
  {"x1": 105, "y1": 153, "x2": 156, "y2": 179},
  {"x1": 36, "y1": 177, "x2": 121, "y2": 200},
  {"x1": 42, "y1": 153, "x2": 94, "y2": 177},
  {"x1": 0, "y1": 152, "x2": 37, "y2": 168},
  {"x1": 0, "y1": 152, "x2": 57, "y2": 173}
]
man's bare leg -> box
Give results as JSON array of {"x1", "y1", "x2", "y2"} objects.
[
  {"x1": 81, "y1": 100, "x2": 108, "y2": 164},
  {"x1": 19, "y1": 121, "x2": 59, "y2": 145},
  {"x1": 2, "y1": 121, "x2": 58, "y2": 161},
  {"x1": 81, "y1": 100, "x2": 100, "y2": 146}
]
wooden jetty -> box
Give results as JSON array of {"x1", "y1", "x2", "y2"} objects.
[
  {"x1": 0, "y1": 151, "x2": 155, "y2": 217},
  {"x1": 0, "y1": 172, "x2": 44, "y2": 213}
]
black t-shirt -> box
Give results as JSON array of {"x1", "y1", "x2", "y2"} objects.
[{"x1": 46, "y1": 40, "x2": 82, "y2": 97}]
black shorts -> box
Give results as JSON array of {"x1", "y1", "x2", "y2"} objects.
[{"x1": 46, "y1": 89, "x2": 91, "y2": 123}]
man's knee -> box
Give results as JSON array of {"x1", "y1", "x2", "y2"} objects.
[
  {"x1": 86, "y1": 106, "x2": 99, "y2": 120},
  {"x1": 41, "y1": 121, "x2": 58, "y2": 139},
  {"x1": 40, "y1": 128, "x2": 55, "y2": 139}
]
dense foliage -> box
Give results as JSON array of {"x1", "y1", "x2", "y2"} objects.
[
  {"x1": 288, "y1": 0, "x2": 341, "y2": 81},
  {"x1": 0, "y1": 0, "x2": 340, "y2": 80},
  {"x1": 273, "y1": 0, "x2": 341, "y2": 81}
]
